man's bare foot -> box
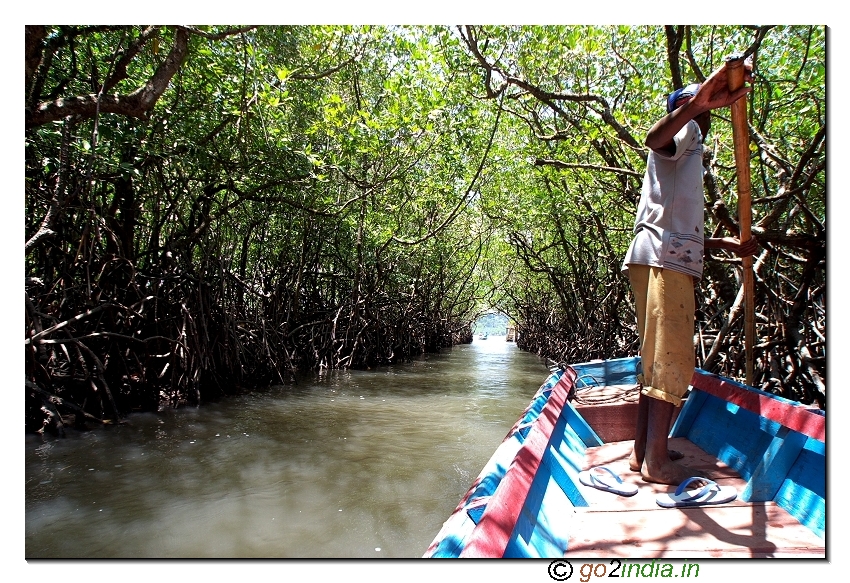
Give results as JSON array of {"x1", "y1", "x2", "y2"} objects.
[
  {"x1": 629, "y1": 449, "x2": 685, "y2": 472},
  {"x1": 640, "y1": 459, "x2": 700, "y2": 486},
  {"x1": 629, "y1": 450, "x2": 641, "y2": 472}
]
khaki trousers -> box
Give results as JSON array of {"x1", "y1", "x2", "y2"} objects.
[{"x1": 628, "y1": 265, "x2": 695, "y2": 407}]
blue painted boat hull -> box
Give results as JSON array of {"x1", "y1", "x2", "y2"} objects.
[{"x1": 424, "y1": 357, "x2": 825, "y2": 558}]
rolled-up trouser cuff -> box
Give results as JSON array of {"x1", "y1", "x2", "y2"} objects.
[{"x1": 641, "y1": 385, "x2": 683, "y2": 408}]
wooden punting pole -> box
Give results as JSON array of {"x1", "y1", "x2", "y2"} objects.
[{"x1": 725, "y1": 54, "x2": 755, "y2": 387}]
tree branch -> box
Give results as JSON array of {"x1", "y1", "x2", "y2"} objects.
[
  {"x1": 534, "y1": 158, "x2": 642, "y2": 178},
  {"x1": 26, "y1": 27, "x2": 191, "y2": 128}
]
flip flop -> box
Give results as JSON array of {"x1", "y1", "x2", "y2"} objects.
[
  {"x1": 656, "y1": 477, "x2": 737, "y2": 508},
  {"x1": 579, "y1": 466, "x2": 639, "y2": 497}
]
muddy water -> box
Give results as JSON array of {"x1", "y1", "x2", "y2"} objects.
[{"x1": 25, "y1": 338, "x2": 550, "y2": 558}]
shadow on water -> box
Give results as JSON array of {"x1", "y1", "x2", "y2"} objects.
[{"x1": 25, "y1": 338, "x2": 549, "y2": 558}]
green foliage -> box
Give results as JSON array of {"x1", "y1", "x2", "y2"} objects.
[{"x1": 25, "y1": 25, "x2": 826, "y2": 419}]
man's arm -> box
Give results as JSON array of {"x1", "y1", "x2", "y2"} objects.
[
  {"x1": 645, "y1": 61, "x2": 753, "y2": 153},
  {"x1": 645, "y1": 101, "x2": 704, "y2": 153},
  {"x1": 705, "y1": 236, "x2": 759, "y2": 258}
]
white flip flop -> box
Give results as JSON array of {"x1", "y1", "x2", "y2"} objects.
[
  {"x1": 578, "y1": 466, "x2": 639, "y2": 497},
  {"x1": 656, "y1": 477, "x2": 737, "y2": 508}
]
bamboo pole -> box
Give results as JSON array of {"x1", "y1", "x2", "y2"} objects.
[{"x1": 725, "y1": 54, "x2": 755, "y2": 387}]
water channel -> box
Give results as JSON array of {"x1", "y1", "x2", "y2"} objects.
[{"x1": 25, "y1": 337, "x2": 551, "y2": 559}]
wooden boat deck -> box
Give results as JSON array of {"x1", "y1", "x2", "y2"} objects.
[{"x1": 569, "y1": 437, "x2": 825, "y2": 558}]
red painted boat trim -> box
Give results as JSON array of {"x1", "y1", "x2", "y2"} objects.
[
  {"x1": 460, "y1": 368, "x2": 577, "y2": 557},
  {"x1": 691, "y1": 371, "x2": 825, "y2": 442}
]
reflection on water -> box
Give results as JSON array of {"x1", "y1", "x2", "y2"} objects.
[{"x1": 25, "y1": 338, "x2": 549, "y2": 558}]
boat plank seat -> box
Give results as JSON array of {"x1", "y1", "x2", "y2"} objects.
[{"x1": 572, "y1": 384, "x2": 682, "y2": 443}]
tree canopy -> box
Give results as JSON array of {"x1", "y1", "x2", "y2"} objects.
[{"x1": 25, "y1": 25, "x2": 825, "y2": 434}]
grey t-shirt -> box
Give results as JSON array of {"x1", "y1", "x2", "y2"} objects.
[{"x1": 622, "y1": 120, "x2": 706, "y2": 279}]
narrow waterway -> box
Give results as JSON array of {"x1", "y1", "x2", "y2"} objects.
[{"x1": 25, "y1": 338, "x2": 550, "y2": 558}]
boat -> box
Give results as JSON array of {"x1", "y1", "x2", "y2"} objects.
[{"x1": 424, "y1": 357, "x2": 825, "y2": 558}]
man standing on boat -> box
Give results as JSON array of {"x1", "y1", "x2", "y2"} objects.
[{"x1": 622, "y1": 61, "x2": 759, "y2": 485}]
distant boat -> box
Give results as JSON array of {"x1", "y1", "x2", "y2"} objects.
[
  {"x1": 480, "y1": 333, "x2": 488, "y2": 340},
  {"x1": 424, "y1": 356, "x2": 825, "y2": 558}
]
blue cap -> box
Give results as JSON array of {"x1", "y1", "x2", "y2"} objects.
[{"x1": 666, "y1": 83, "x2": 701, "y2": 113}]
